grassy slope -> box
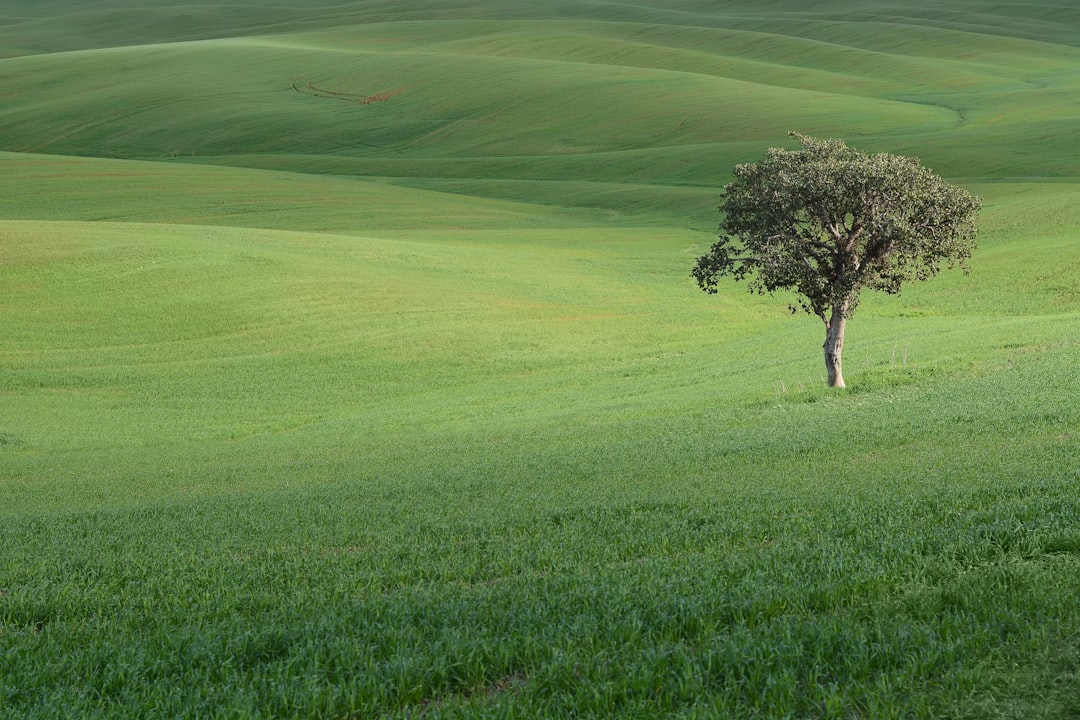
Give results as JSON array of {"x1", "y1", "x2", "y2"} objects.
[{"x1": 1, "y1": 1, "x2": 1079, "y2": 718}]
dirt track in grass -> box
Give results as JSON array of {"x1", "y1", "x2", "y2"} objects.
[{"x1": 291, "y1": 80, "x2": 410, "y2": 105}]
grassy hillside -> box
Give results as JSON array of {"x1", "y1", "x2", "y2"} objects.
[{"x1": 2, "y1": 1, "x2": 1079, "y2": 718}]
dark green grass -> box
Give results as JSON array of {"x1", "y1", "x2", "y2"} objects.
[
  {"x1": 0, "y1": 37, "x2": 955, "y2": 159},
  {"x1": 2, "y1": 1, "x2": 1080, "y2": 717},
  {"x1": 4, "y1": 3, "x2": 1079, "y2": 188},
  {"x1": 4, "y1": 1, "x2": 1079, "y2": 57},
  {"x1": 3, "y1": 386, "x2": 1080, "y2": 718}
]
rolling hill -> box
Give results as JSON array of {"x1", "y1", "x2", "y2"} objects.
[{"x1": 1, "y1": 2, "x2": 1078, "y2": 717}]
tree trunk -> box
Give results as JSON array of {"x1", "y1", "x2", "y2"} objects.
[{"x1": 824, "y1": 309, "x2": 847, "y2": 388}]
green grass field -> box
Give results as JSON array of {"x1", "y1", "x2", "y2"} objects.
[{"x1": 2, "y1": 1, "x2": 1079, "y2": 717}]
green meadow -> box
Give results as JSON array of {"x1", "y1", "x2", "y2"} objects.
[{"x1": 1, "y1": 1, "x2": 1079, "y2": 717}]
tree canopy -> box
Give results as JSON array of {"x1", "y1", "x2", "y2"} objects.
[{"x1": 693, "y1": 132, "x2": 980, "y2": 387}]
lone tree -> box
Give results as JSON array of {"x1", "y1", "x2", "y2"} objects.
[{"x1": 693, "y1": 132, "x2": 980, "y2": 388}]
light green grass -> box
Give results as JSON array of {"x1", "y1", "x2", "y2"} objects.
[
  {"x1": 2, "y1": 1, "x2": 1080, "y2": 718},
  {"x1": 0, "y1": 152, "x2": 617, "y2": 230}
]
